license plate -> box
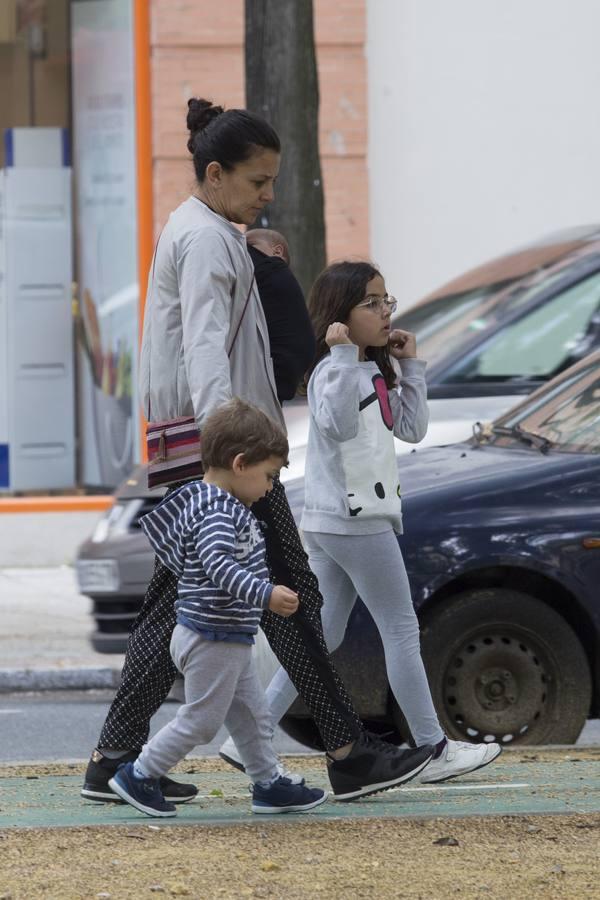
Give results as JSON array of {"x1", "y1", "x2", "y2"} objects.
[{"x1": 76, "y1": 559, "x2": 120, "y2": 593}]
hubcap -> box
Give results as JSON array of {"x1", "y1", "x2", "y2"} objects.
[{"x1": 441, "y1": 630, "x2": 554, "y2": 744}]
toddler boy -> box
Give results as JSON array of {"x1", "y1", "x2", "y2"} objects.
[{"x1": 109, "y1": 399, "x2": 327, "y2": 817}]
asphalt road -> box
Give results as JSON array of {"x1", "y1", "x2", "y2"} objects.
[
  {"x1": 1, "y1": 691, "x2": 599, "y2": 763},
  {"x1": 0, "y1": 691, "x2": 311, "y2": 763}
]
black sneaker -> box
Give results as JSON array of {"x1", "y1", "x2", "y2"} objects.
[
  {"x1": 327, "y1": 732, "x2": 434, "y2": 801},
  {"x1": 252, "y1": 776, "x2": 327, "y2": 814},
  {"x1": 81, "y1": 749, "x2": 198, "y2": 804},
  {"x1": 109, "y1": 762, "x2": 176, "y2": 818}
]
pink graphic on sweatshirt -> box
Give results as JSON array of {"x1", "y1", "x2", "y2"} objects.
[{"x1": 373, "y1": 374, "x2": 393, "y2": 430}]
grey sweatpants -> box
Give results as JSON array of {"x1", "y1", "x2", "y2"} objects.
[
  {"x1": 265, "y1": 530, "x2": 445, "y2": 747},
  {"x1": 138, "y1": 625, "x2": 279, "y2": 784}
]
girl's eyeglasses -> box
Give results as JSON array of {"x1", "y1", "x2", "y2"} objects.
[{"x1": 356, "y1": 294, "x2": 398, "y2": 315}]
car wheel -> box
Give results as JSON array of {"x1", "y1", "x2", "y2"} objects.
[{"x1": 416, "y1": 588, "x2": 591, "y2": 746}]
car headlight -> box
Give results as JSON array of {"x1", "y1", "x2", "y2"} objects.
[{"x1": 91, "y1": 499, "x2": 145, "y2": 543}]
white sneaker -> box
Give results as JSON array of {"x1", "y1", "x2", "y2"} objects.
[
  {"x1": 219, "y1": 736, "x2": 305, "y2": 785},
  {"x1": 419, "y1": 739, "x2": 502, "y2": 784}
]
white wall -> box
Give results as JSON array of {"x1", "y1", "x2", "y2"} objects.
[{"x1": 367, "y1": 0, "x2": 600, "y2": 309}]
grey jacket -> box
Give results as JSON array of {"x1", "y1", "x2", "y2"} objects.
[{"x1": 139, "y1": 197, "x2": 284, "y2": 430}]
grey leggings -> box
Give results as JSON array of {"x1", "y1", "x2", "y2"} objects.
[
  {"x1": 265, "y1": 529, "x2": 445, "y2": 747},
  {"x1": 138, "y1": 625, "x2": 279, "y2": 784}
]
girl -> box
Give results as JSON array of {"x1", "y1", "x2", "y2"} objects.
[{"x1": 224, "y1": 261, "x2": 501, "y2": 783}]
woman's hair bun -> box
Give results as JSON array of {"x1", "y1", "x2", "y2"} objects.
[{"x1": 186, "y1": 98, "x2": 224, "y2": 153}]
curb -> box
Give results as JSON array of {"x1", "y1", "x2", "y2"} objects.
[{"x1": 0, "y1": 667, "x2": 122, "y2": 693}]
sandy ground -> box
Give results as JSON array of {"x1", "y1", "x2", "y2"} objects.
[{"x1": 1, "y1": 755, "x2": 600, "y2": 900}]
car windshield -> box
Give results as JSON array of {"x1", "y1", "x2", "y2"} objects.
[
  {"x1": 394, "y1": 238, "x2": 600, "y2": 369},
  {"x1": 492, "y1": 358, "x2": 600, "y2": 454},
  {"x1": 395, "y1": 270, "x2": 571, "y2": 364},
  {"x1": 436, "y1": 271, "x2": 600, "y2": 384}
]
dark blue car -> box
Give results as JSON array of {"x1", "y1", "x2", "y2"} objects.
[{"x1": 282, "y1": 350, "x2": 600, "y2": 748}]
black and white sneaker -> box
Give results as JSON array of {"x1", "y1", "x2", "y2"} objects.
[
  {"x1": 327, "y1": 732, "x2": 434, "y2": 801},
  {"x1": 109, "y1": 763, "x2": 177, "y2": 818},
  {"x1": 81, "y1": 748, "x2": 198, "y2": 804}
]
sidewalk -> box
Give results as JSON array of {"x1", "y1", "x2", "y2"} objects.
[
  {"x1": 3, "y1": 750, "x2": 600, "y2": 829},
  {"x1": 0, "y1": 566, "x2": 124, "y2": 691}
]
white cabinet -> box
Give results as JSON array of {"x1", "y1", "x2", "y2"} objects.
[{"x1": 0, "y1": 149, "x2": 74, "y2": 490}]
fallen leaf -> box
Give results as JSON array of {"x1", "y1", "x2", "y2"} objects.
[{"x1": 433, "y1": 836, "x2": 459, "y2": 846}]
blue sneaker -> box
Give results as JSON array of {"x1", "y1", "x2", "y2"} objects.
[
  {"x1": 251, "y1": 776, "x2": 327, "y2": 814},
  {"x1": 108, "y1": 762, "x2": 177, "y2": 818}
]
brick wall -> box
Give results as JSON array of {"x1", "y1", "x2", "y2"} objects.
[{"x1": 149, "y1": 0, "x2": 368, "y2": 263}]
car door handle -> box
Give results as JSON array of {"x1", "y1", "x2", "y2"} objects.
[{"x1": 583, "y1": 537, "x2": 600, "y2": 549}]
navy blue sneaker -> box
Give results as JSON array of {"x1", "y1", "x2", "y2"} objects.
[
  {"x1": 108, "y1": 762, "x2": 177, "y2": 818},
  {"x1": 82, "y1": 748, "x2": 198, "y2": 803},
  {"x1": 251, "y1": 776, "x2": 327, "y2": 814}
]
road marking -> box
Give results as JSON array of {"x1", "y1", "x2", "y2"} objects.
[
  {"x1": 0, "y1": 709, "x2": 22, "y2": 714},
  {"x1": 194, "y1": 782, "x2": 531, "y2": 802},
  {"x1": 397, "y1": 782, "x2": 530, "y2": 793}
]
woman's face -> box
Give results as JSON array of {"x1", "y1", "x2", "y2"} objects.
[
  {"x1": 217, "y1": 149, "x2": 281, "y2": 226},
  {"x1": 346, "y1": 274, "x2": 392, "y2": 352}
]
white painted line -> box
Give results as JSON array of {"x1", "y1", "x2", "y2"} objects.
[
  {"x1": 0, "y1": 709, "x2": 22, "y2": 714},
  {"x1": 194, "y1": 783, "x2": 531, "y2": 802},
  {"x1": 396, "y1": 782, "x2": 530, "y2": 793}
]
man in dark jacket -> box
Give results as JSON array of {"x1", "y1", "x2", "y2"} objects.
[{"x1": 246, "y1": 229, "x2": 316, "y2": 402}]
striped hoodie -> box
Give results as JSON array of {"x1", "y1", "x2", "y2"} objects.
[{"x1": 140, "y1": 481, "x2": 273, "y2": 635}]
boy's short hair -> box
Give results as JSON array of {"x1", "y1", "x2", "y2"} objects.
[{"x1": 201, "y1": 398, "x2": 289, "y2": 469}]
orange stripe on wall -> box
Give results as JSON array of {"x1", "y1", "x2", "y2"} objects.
[
  {"x1": 134, "y1": 0, "x2": 153, "y2": 463},
  {"x1": 0, "y1": 497, "x2": 113, "y2": 514}
]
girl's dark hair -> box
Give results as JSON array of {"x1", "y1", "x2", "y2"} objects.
[
  {"x1": 308, "y1": 261, "x2": 396, "y2": 389},
  {"x1": 186, "y1": 98, "x2": 280, "y2": 181}
]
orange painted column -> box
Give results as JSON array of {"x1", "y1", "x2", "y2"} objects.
[{"x1": 133, "y1": 0, "x2": 153, "y2": 462}]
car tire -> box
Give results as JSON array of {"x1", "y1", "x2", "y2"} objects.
[{"x1": 415, "y1": 588, "x2": 591, "y2": 746}]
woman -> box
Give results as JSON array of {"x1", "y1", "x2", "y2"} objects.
[{"x1": 81, "y1": 99, "x2": 433, "y2": 805}]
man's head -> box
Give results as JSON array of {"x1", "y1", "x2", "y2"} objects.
[
  {"x1": 201, "y1": 398, "x2": 289, "y2": 505},
  {"x1": 246, "y1": 228, "x2": 290, "y2": 265}
]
